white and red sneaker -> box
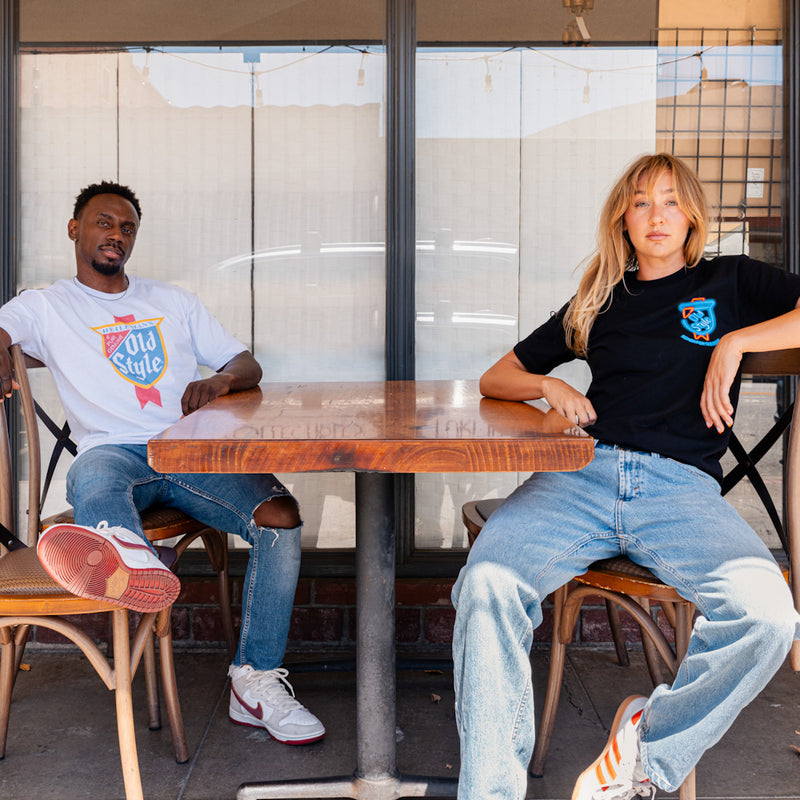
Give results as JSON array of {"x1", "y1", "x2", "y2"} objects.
[
  {"x1": 572, "y1": 695, "x2": 655, "y2": 799},
  {"x1": 37, "y1": 521, "x2": 180, "y2": 613},
  {"x1": 229, "y1": 664, "x2": 325, "y2": 745}
]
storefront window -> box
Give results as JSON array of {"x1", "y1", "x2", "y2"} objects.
[
  {"x1": 18, "y1": 44, "x2": 386, "y2": 549},
  {"x1": 12, "y1": 0, "x2": 789, "y2": 558},
  {"x1": 414, "y1": 1, "x2": 786, "y2": 550}
]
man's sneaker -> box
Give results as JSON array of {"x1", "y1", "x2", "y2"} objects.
[
  {"x1": 572, "y1": 695, "x2": 655, "y2": 800},
  {"x1": 229, "y1": 664, "x2": 325, "y2": 745},
  {"x1": 37, "y1": 521, "x2": 180, "y2": 613}
]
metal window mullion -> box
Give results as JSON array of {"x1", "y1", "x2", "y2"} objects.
[
  {"x1": 742, "y1": 28, "x2": 754, "y2": 235},
  {"x1": 0, "y1": 0, "x2": 17, "y2": 308},
  {"x1": 0, "y1": 0, "x2": 18, "y2": 533},
  {"x1": 386, "y1": 0, "x2": 415, "y2": 563},
  {"x1": 783, "y1": 0, "x2": 800, "y2": 532},
  {"x1": 785, "y1": 0, "x2": 800, "y2": 279},
  {"x1": 767, "y1": 43, "x2": 780, "y2": 223},
  {"x1": 386, "y1": 0, "x2": 415, "y2": 382}
]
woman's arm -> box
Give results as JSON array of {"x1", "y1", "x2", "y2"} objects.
[
  {"x1": 480, "y1": 350, "x2": 597, "y2": 427},
  {"x1": 701, "y1": 301, "x2": 800, "y2": 433}
]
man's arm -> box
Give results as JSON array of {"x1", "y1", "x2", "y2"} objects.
[
  {"x1": 0, "y1": 328, "x2": 18, "y2": 400},
  {"x1": 181, "y1": 350, "x2": 262, "y2": 416}
]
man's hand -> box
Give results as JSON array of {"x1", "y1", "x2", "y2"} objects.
[
  {"x1": 180, "y1": 350, "x2": 262, "y2": 415},
  {"x1": 181, "y1": 373, "x2": 235, "y2": 415}
]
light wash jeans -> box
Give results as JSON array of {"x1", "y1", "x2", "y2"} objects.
[
  {"x1": 66, "y1": 443, "x2": 301, "y2": 671},
  {"x1": 451, "y1": 443, "x2": 800, "y2": 799}
]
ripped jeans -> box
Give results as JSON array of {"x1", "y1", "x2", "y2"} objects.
[{"x1": 66, "y1": 443, "x2": 301, "y2": 671}]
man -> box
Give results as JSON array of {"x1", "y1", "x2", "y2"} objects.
[{"x1": 0, "y1": 181, "x2": 325, "y2": 746}]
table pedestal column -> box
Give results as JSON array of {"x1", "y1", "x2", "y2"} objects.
[{"x1": 237, "y1": 472, "x2": 458, "y2": 800}]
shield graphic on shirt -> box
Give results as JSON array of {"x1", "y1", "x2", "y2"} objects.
[
  {"x1": 678, "y1": 297, "x2": 719, "y2": 346},
  {"x1": 92, "y1": 316, "x2": 167, "y2": 408}
]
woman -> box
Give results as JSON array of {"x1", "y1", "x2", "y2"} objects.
[{"x1": 452, "y1": 153, "x2": 800, "y2": 800}]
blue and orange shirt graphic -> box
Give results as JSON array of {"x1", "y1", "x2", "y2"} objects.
[
  {"x1": 92, "y1": 315, "x2": 167, "y2": 408},
  {"x1": 678, "y1": 297, "x2": 720, "y2": 346}
]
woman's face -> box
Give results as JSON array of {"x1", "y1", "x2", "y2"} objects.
[{"x1": 623, "y1": 170, "x2": 692, "y2": 279}]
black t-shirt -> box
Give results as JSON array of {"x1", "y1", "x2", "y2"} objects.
[{"x1": 513, "y1": 256, "x2": 800, "y2": 482}]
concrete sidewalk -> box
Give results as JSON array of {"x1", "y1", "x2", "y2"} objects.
[{"x1": 0, "y1": 647, "x2": 798, "y2": 799}]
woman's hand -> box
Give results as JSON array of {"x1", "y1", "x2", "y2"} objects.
[
  {"x1": 479, "y1": 350, "x2": 596, "y2": 426},
  {"x1": 541, "y1": 376, "x2": 597, "y2": 427},
  {"x1": 700, "y1": 334, "x2": 741, "y2": 433}
]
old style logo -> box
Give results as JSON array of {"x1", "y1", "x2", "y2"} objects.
[
  {"x1": 93, "y1": 315, "x2": 167, "y2": 408},
  {"x1": 678, "y1": 297, "x2": 720, "y2": 346}
]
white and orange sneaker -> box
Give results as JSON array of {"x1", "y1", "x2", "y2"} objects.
[
  {"x1": 572, "y1": 695, "x2": 655, "y2": 799},
  {"x1": 37, "y1": 521, "x2": 180, "y2": 613},
  {"x1": 229, "y1": 664, "x2": 325, "y2": 745}
]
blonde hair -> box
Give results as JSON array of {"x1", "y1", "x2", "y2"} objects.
[{"x1": 563, "y1": 153, "x2": 708, "y2": 356}]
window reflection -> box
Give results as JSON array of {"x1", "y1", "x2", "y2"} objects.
[
  {"x1": 415, "y1": 30, "x2": 784, "y2": 550},
  {"x1": 18, "y1": 46, "x2": 387, "y2": 549}
]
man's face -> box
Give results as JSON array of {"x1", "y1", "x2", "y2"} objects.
[{"x1": 67, "y1": 193, "x2": 139, "y2": 278}]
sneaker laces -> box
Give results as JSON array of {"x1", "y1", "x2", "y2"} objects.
[
  {"x1": 96, "y1": 520, "x2": 131, "y2": 537},
  {"x1": 239, "y1": 667, "x2": 306, "y2": 714},
  {"x1": 591, "y1": 730, "x2": 655, "y2": 800},
  {"x1": 589, "y1": 779, "x2": 655, "y2": 800}
]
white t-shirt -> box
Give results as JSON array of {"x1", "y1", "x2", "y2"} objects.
[{"x1": 0, "y1": 275, "x2": 247, "y2": 454}]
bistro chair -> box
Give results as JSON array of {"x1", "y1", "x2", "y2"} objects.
[
  {"x1": 28, "y1": 352, "x2": 237, "y2": 659},
  {"x1": 461, "y1": 348, "x2": 800, "y2": 800},
  {"x1": 0, "y1": 344, "x2": 188, "y2": 800}
]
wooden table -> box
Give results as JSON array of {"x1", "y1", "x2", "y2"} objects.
[{"x1": 148, "y1": 380, "x2": 594, "y2": 800}]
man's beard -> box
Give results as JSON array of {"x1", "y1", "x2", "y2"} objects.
[{"x1": 91, "y1": 258, "x2": 122, "y2": 277}]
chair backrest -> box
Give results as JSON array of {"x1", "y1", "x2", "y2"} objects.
[
  {"x1": 21, "y1": 353, "x2": 77, "y2": 516},
  {"x1": 0, "y1": 345, "x2": 43, "y2": 549},
  {"x1": 739, "y1": 348, "x2": 800, "y2": 670}
]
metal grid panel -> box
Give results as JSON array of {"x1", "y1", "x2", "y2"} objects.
[{"x1": 656, "y1": 27, "x2": 783, "y2": 264}]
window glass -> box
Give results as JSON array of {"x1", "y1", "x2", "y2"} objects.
[
  {"x1": 18, "y1": 45, "x2": 387, "y2": 549},
  {"x1": 15, "y1": 0, "x2": 788, "y2": 558},
  {"x1": 414, "y1": 15, "x2": 785, "y2": 550}
]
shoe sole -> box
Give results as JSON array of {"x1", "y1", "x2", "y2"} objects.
[
  {"x1": 37, "y1": 524, "x2": 180, "y2": 613},
  {"x1": 229, "y1": 704, "x2": 325, "y2": 745},
  {"x1": 571, "y1": 694, "x2": 647, "y2": 800}
]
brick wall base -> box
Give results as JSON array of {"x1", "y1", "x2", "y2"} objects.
[{"x1": 26, "y1": 575, "x2": 675, "y2": 655}]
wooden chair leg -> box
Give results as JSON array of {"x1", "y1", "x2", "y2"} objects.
[
  {"x1": 155, "y1": 610, "x2": 189, "y2": 764},
  {"x1": 198, "y1": 530, "x2": 236, "y2": 659},
  {"x1": 530, "y1": 585, "x2": 569, "y2": 777},
  {"x1": 0, "y1": 628, "x2": 16, "y2": 759},
  {"x1": 679, "y1": 767, "x2": 696, "y2": 800},
  {"x1": 673, "y1": 602, "x2": 694, "y2": 664},
  {"x1": 143, "y1": 633, "x2": 161, "y2": 731},
  {"x1": 112, "y1": 609, "x2": 144, "y2": 800},
  {"x1": 11, "y1": 625, "x2": 29, "y2": 675},
  {"x1": 636, "y1": 599, "x2": 667, "y2": 687},
  {"x1": 605, "y1": 598, "x2": 630, "y2": 667},
  {"x1": 217, "y1": 550, "x2": 236, "y2": 659}
]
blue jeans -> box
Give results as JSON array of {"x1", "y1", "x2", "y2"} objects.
[
  {"x1": 66, "y1": 443, "x2": 301, "y2": 671},
  {"x1": 451, "y1": 443, "x2": 800, "y2": 798}
]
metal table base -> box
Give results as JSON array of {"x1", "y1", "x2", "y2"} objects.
[
  {"x1": 237, "y1": 473, "x2": 458, "y2": 800},
  {"x1": 237, "y1": 774, "x2": 458, "y2": 800}
]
